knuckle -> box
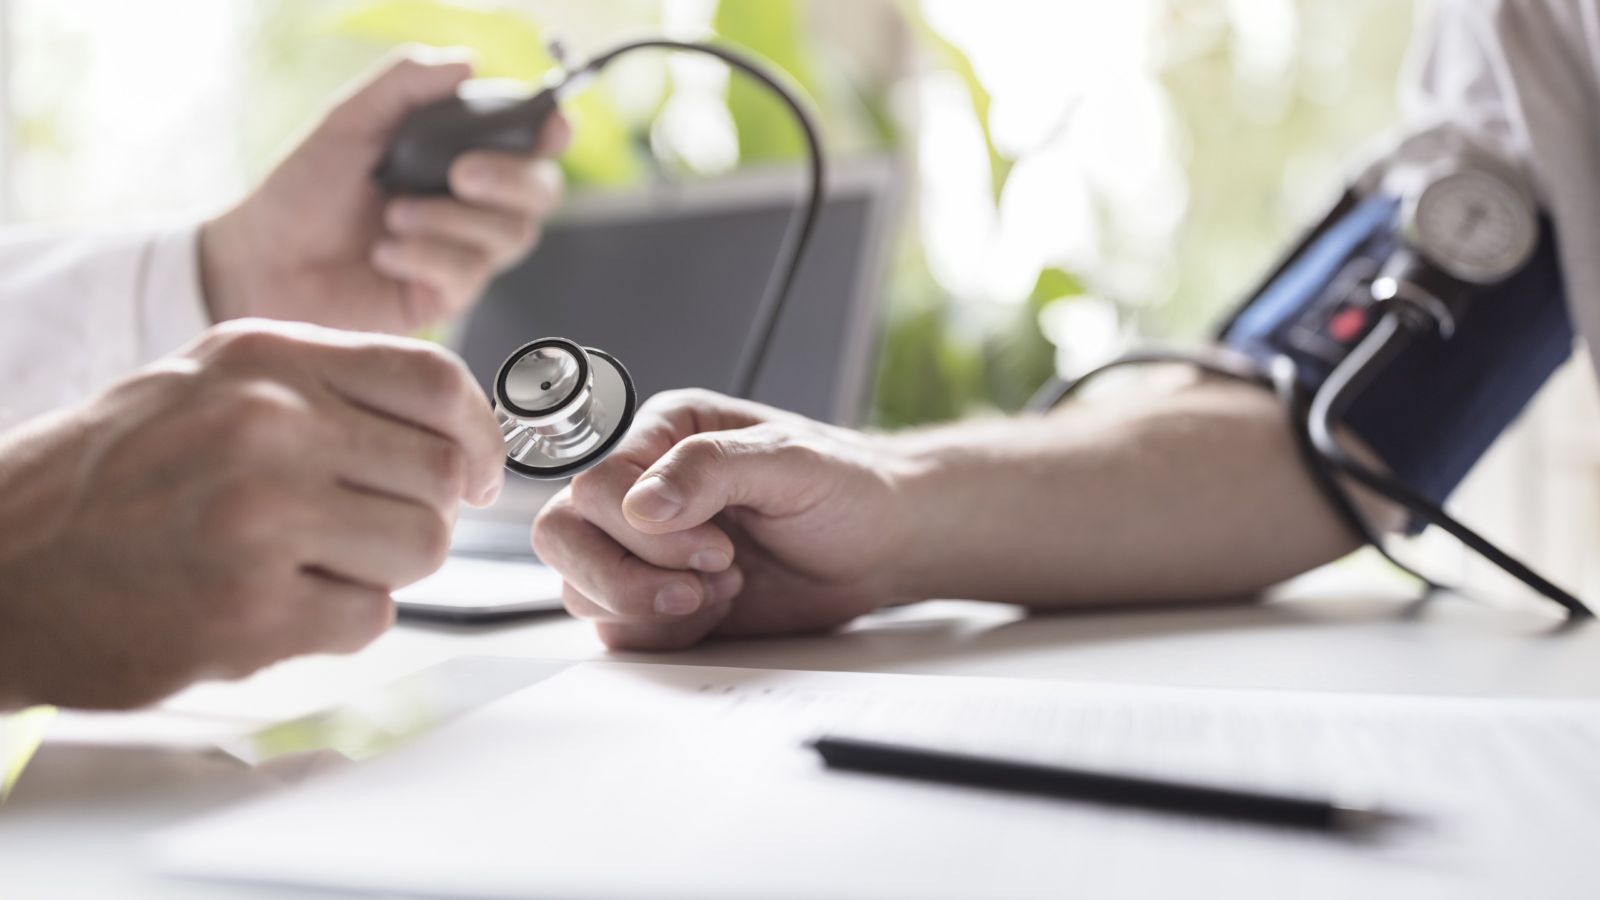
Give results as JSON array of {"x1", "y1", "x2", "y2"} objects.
[
  {"x1": 771, "y1": 433, "x2": 819, "y2": 466},
  {"x1": 739, "y1": 423, "x2": 812, "y2": 467},
  {"x1": 201, "y1": 322, "x2": 293, "y2": 368},
  {"x1": 208, "y1": 575, "x2": 291, "y2": 641},
  {"x1": 567, "y1": 469, "x2": 614, "y2": 516},
  {"x1": 468, "y1": 154, "x2": 506, "y2": 186},
  {"x1": 743, "y1": 421, "x2": 794, "y2": 448},
  {"x1": 531, "y1": 497, "x2": 578, "y2": 559},
  {"x1": 677, "y1": 433, "x2": 731, "y2": 470},
  {"x1": 424, "y1": 439, "x2": 467, "y2": 497},
  {"x1": 343, "y1": 595, "x2": 397, "y2": 649},
  {"x1": 211, "y1": 382, "x2": 308, "y2": 458},
  {"x1": 108, "y1": 359, "x2": 201, "y2": 408},
  {"x1": 616, "y1": 579, "x2": 658, "y2": 618},
  {"x1": 616, "y1": 567, "x2": 687, "y2": 618},
  {"x1": 409, "y1": 509, "x2": 454, "y2": 572},
  {"x1": 456, "y1": 246, "x2": 494, "y2": 281},
  {"x1": 648, "y1": 387, "x2": 718, "y2": 414},
  {"x1": 406, "y1": 345, "x2": 471, "y2": 405},
  {"x1": 560, "y1": 584, "x2": 596, "y2": 620},
  {"x1": 200, "y1": 481, "x2": 291, "y2": 546},
  {"x1": 536, "y1": 487, "x2": 575, "y2": 521},
  {"x1": 508, "y1": 216, "x2": 538, "y2": 250}
]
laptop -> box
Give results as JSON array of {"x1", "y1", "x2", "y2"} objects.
[{"x1": 394, "y1": 157, "x2": 900, "y2": 620}]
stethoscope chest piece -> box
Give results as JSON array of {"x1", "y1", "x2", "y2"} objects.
[{"x1": 493, "y1": 337, "x2": 637, "y2": 480}]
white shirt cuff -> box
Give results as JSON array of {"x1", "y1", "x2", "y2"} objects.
[{"x1": 136, "y1": 224, "x2": 212, "y2": 366}]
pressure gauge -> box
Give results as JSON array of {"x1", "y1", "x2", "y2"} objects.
[{"x1": 1402, "y1": 166, "x2": 1538, "y2": 285}]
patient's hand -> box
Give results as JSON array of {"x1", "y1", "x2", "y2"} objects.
[
  {"x1": 200, "y1": 50, "x2": 570, "y2": 335},
  {"x1": 533, "y1": 390, "x2": 917, "y2": 651}
]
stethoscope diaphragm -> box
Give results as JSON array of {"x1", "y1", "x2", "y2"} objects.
[{"x1": 493, "y1": 337, "x2": 637, "y2": 480}]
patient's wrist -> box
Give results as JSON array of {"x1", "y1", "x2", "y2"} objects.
[
  {"x1": 880, "y1": 431, "x2": 992, "y2": 603},
  {"x1": 198, "y1": 207, "x2": 263, "y2": 324}
]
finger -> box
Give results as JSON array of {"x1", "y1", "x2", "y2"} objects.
[
  {"x1": 384, "y1": 197, "x2": 538, "y2": 268},
  {"x1": 578, "y1": 388, "x2": 777, "y2": 496},
  {"x1": 305, "y1": 487, "x2": 452, "y2": 590},
  {"x1": 224, "y1": 574, "x2": 396, "y2": 677},
  {"x1": 332, "y1": 405, "x2": 468, "y2": 517},
  {"x1": 535, "y1": 109, "x2": 573, "y2": 157},
  {"x1": 532, "y1": 497, "x2": 709, "y2": 619},
  {"x1": 621, "y1": 426, "x2": 826, "y2": 534},
  {"x1": 301, "y1": 331, "x2": 505, "y2": 504},
  {"x1": 569, "y1": 463, "x2": 735, "y2": 573},
  {"x1": 450, "y1": 154, "x2": 564, "y2": 218},
  {"x1": 326, "y1": 49, "x2": 475, "y2": 144},
  {"x1": 194, "y1": 322, "x2": 506, "y2": 506},
  {"x1": 565, "y1": 575, "x2": 738, "y2": 652},
  {"x1": 296, "y1": 573, "x2": 397, "y2": 655},
  {"x1": 372, "y1": 236, "x2": 493, "y2": 308}
]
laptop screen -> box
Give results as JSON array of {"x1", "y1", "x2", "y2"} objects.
[{"x1": 456, "y1": 162, "x2": 893, "y2": 427}]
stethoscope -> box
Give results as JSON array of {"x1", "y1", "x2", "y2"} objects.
[
  {"x1": 492, "y1": 337, "x2": 635, "y2": 480},
  {"x1": 376, "y1": 38, "x2": 826, "y2": 479}
]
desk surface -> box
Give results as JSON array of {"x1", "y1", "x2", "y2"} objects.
[{"x1": 4, "y1": 574, "x2": 1600, "y2": 899}]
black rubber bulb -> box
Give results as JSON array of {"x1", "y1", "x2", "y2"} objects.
[{"x1": 374, "y1": 86, "x2": 560, "y2": 196}]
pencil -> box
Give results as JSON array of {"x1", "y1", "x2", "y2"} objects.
[{"x1": 808, "y1": 735, "x2": 1401, "y2": 834}]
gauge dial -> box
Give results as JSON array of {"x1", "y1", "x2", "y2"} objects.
[{"x1": 1405, "y1": 168, "x2": 1538, "y2": 284}]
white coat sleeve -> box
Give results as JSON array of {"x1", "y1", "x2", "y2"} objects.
[
  {"x1": 1401, "y1": 0, "x2": 1600, "y2": 378},
  {"x1": 0, "y1": 225, "x2": 212, "y2": 431}
]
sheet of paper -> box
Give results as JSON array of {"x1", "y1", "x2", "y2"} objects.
[{"x1": 152, "y1": 661, "x2": 1600, "y2": 899}]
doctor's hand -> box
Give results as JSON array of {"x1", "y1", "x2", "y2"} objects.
[
  {"x1": 533, "y1": 390, "x2": 919, "y2": 652},
  {"x1": 0, "y1": 320, "x2": 505, "y2": 710},
  {"x1": 200, "y1": 51, "x2": 570, "y2": 336}
]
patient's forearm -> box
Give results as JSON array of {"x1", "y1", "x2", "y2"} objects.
[{"x1": 890, "y1": 379, "x2": 1370, "y2": 608}]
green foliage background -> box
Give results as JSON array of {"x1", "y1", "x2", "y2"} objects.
[{"x1": 233, "y1": 0, "x2": 1414, "y2": 429}]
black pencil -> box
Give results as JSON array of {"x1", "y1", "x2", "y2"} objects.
[{"x1": 808, "y1": 735, "x2": 1401, "y2": 834}]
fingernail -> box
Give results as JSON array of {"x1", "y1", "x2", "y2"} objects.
[
  {"x1": 625, "y1": 475, "x2": 683, "y2": 523},
  {"x1": 654, "y1": 582, "x2": 701, "y2": 616},
  {"x1": 689, "y1": 549, "x2": 730, "y2": 572}
]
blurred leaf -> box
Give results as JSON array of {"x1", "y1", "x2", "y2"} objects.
[
  {"x1": 713, "y1": 0, "x2": 818, "y2": 163},
  {"x1": 1031, "y1": 267, "x2": 1084, "y2": 305},
  {"x1": 982, "y1": 267, "x2": 1081, "y2": 412},
  {"x1": 14, "y1": 114, "x2": 65, "y2": 154},
  {"x1": 1, "y1": 707, "x2": 55, "y2": 802},
  {"x1": 335, "y1": 0, "x2": 548, "y2": 79},
  {"x1": 332, "y1": 0, "x2": 640, "y2": 185},
  {"x1": 894, "y1": 1, "x2": 1013, "y2": 201},
  {"x1": 875, "y1": 301, "x2": 983, "y2": 427},
  {"x1": 870, "y1": 242, "x2": 989, "y2": 427}
]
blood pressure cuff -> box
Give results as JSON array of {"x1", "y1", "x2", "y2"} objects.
[{"x1": 1217, "y1": 193, "x2": 1573, "y2": 504}]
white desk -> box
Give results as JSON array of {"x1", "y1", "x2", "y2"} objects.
[{"x1": 4, "y1": 573, "x2": 1600, "y2": 899}]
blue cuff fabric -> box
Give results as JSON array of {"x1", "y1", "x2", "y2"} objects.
[{"x1": 1220, "y1": 194, "x2": 1573, "y2": 504}]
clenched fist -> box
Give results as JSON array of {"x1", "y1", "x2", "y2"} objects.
[
  {"x1": 201, "y1": 51, "x2": 571, "y2": 335},
  {"x1": 0, "y1": 319, "x2": 504, "y2": 709},
  {"x1": 533, "y1": 390, "x2": 918, "y2": 651}
]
